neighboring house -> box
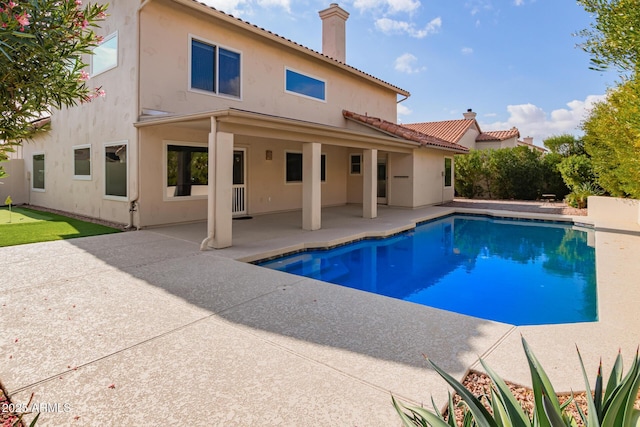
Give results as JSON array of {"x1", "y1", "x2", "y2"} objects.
[
  {"x1": 18, "y1": 0, "x2": 468, "y2": 249},
  {"x1": 405, "y1": 109, "x2": 546, "y2": 153}
]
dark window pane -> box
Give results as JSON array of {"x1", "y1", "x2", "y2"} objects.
[
  {"x1": 286, "y1": 69, "x2": 325, "y2": 101},
  {"x1": 191, "y1": 40, "x2": 215, "y2": 92},
  {"x1": 74, "y1": 147, "x2": 91, "y2": 176},
  {"x1": 219, "y1": 48, "x2": 240, "y2": 97},
  {"x1": 105, "y1": 145, "x2": 127, "y2": 197},
  {"x1": 33, "y1": 154, "x2": 45, "y2": 189},
  {"x1": 350, "y1": 155, "x2": 361, "y2": 174},
  {"x1": 233, "y1": 150, "x2": 244, "y2": 185},
  {"x1": 167, "y1": 145, "x2": 208, "y2": 197},
  {"x1": 444, "y1": 158, "x2": 452, "y2": 187},
  {"x1": 286, "y1": 152, "x2": 303, "y2": 182},
  {"x1": 321, "y1": 154, "x2": 326, "y2": 182}
]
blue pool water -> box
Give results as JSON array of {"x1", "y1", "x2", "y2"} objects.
[{"x1": 258, "y1": 215, "x2": 598, "y2": 326}]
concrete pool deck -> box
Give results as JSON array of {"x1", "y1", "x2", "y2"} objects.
[{"x1": 2, "y1": 202, "x2": 639, "y2": 425}]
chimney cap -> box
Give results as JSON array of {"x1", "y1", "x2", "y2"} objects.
[{"x1": 319, "y1": 3, "x2": 349, "y2": 20}]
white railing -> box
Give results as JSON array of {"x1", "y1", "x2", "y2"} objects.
[{"x1": 232, "y1": 185, "x2": 246, "y2": 215}]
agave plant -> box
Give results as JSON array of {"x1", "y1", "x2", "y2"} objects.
[{"x1": 393, "y1": 337, "x2": 640, "y2": 427}]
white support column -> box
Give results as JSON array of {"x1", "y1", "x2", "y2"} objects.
[
  {"x1": 200, "y1": 117, "x2": 217, "y2": 251},
  {"x1": 363, "y1": 148, "x2": 377, "y2": 219},
  {"x1": 302, "y1": 142, "x2": 321, "y2": 231},
  {"x1": 212, "y1": 131, "x2": 234, "y2": 249}
]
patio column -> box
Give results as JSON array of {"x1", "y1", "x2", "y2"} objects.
[
  {"x1": 201, "y1": 118, "x2": 217, "y2": 251},
  {"x1": 302, "y1": 142, "x2": 321, "y2": 231},
  {"x1": 363, "y1": 148, "x2": 377, "y2": 219},
  {"x1": 212, "y1": 131, "x2": 234, "y2": 248}
]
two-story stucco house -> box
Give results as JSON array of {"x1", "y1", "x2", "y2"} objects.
[{"x1": 18, "y1": 0, "x2": 468, "y2": 248}]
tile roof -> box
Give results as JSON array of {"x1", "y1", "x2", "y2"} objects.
[
  {"x1": 343, "y1": 110, "x2": 469, "y2": 153},
  {"x1": 476, "y1": 128, "x2": 520, "y2": 142},
  {"x1": 403, "y1": 119, "x2": 477, "y2": 144},
  {"x1": 185, "y1": 0, "x2": 409, "y2": 96}
]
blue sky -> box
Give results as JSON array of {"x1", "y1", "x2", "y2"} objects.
[{"x1": 200, "y1": 0, "x2": 619, "y2": 146}]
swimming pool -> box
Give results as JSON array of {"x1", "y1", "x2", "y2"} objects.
[{"x1": 258, "y1": 215, "x2": 598, "y2": 326}]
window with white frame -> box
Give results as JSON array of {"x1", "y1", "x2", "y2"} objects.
[
  {"x1": 73, "y1": 145, "x2": 91, "y2": 180},
  {"x1": 165, "y1": 143, "x2": 208, "y2": 199},
  {"x1": 285, "y1": 152, "x2": 326, "y2": 183},
  {"x1": 349, "y1": 154, "x2": 361, "y2": 175},
  {"x1": 32, "y1": 153, "x2": 45, "y2": 190},
  {"x1": 91, "y1": 32, "x2": 118, "y2": 76},
  {"x1": 104, "y1": 142, "x2": 127, "y2": 199},
  {"x1": 190, "y1": 37, "x2": 241, "y2": 98},
  {"x1": 285, "y1": 68, "x2": 326, "y2": 101}
]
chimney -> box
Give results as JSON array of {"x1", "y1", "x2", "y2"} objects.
[
  {"x1": 523, "y1": 136, "x2": 534, "y2": 145},
  {"x1": 463, "y1": 108, "x2": 477, "y2": 120},
  {"x1": 319, "y1": 3, "x2": 349, "y2": 63}
]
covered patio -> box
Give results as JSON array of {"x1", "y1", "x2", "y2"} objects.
[{"x1": 134, "y1": 108, "x2": 465, "y2": 249}]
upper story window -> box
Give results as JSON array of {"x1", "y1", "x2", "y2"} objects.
[
  {"x1": 91, "y1": 32, "x2": 118, "y2": 76},
  {"x1": 285, "y1": 68, "x2": 326, "y2": 101},
  {"x1": 190, "y1": 37, "x2": 241, "y2": 98}
]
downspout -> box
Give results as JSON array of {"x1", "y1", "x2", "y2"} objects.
[
  {"x1": 125, "y1": 0, "x2": 154, "y2": 229},
  {"x1": 200, "y1": 116, "x2": 217, "y2": 251}
]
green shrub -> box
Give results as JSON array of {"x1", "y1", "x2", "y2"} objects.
[
  {"x1": 393, "y1": 337, "x2": 640, "y2": 427},
  {"x1": 565, "y1": 182, "x2": 605, "y2": 209}
]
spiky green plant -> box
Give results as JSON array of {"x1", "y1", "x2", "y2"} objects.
[{"x1": 393, "y1": 337, "x2": 640, "y2": 427}]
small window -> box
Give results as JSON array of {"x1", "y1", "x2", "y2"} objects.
[
  {"x1": 32, "y1": 153, "x2": 45, "y2": 190},
  {"x1": 166, "y1": 143, "x2": 208, "y2": 198},
  {"x1": 285, "y1": 152, "x2": 326, "y2": 183},
  {"x1": 91, "y1": 32, "x2": 118, "y2": 76},
  {"x1": 350, "y1": 154, "x2": 361, "y2": 175},
  {"x1": 190, "y1": 37, "x2": 241, "y2": 98},
  {"x1": 73, "y1": 145, "x2": 91, "y2": 180},
  {"x1": 285, "y1": 68, "x2": 326, "y2": 101},
  {"x1": 444, "y1": 157, "x2": 452, "y2": 187},
  {"x1": 105, "y1": 143, "x2": 127, "y2": 199}
]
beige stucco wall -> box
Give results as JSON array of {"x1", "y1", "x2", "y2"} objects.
[
  {"x1": 387, "y1": 152, "x2": 413, "y2": 207},
  {"x1": 0, "y1": 159, "x2": 27, "y2": 205},
  {"x1": 458, "y1": 128, "x2": 479, "y2": 150},
  {"x1": 588, "y1": 195, "x2": 640, "y2": 226},
  {"x1": 20, "y1": 0, "x2": 138, "y2": 225},
  {"x1": 139, "y1": 0, "x2": 399, "y2": 126},
  {"x1": 413, "y1": 149, "x2": 454, "y2": 206}
]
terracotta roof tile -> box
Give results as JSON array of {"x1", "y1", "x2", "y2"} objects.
[
  {"x1": 403, "y1": 119, "x2": 477, "y2": 144},
  {"x1": 187, "y1": 0, "x2": 408, "y2": 96},
  {"x1": 476, "y1": 128, "x2": 520, "y2": 141},
  {"x1": 343, "y1": 110, "x2": 469, "y2": 153}
]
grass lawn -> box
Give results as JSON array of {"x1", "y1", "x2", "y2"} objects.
[{"x1": 0, "y1": 207, "x2": 120, "y2": 247}]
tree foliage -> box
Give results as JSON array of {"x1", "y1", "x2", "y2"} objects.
[
  {"x1": 577, "y1": 0, "x2": 640, "y2": 74},
  {"x1": 0, "y1": 0, "x2": 108, "y2": 177},
  {"x1": 543, "y1": 134, "x2": 586, "y2": 157},
  {"x1": 454, "y1": 147, "x2": 567, "y2": 201},
  {"x1": 582, "y1": 77, "x2": 640, "y2": 198}
]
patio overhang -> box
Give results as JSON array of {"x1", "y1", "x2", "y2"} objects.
[{"x1": 134, "y1": 108, "x2": 420, "y2": 153}]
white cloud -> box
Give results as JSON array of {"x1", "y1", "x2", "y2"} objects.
[
  {"x1": 514, "y1": 0, "x2": 525, "y2": 5},
  {"x1": 397, "y1": 103, "x2": 413, "y2": 118},
  {"x1": 479, "y1": 95, "x2": 606, "y2": 144},
  {"x1": 375, "y1": 16, "x2": 441, "y2": 38},
  {"x1": 199, "y1": 0, "x2": 290, "y2": 15},
  {"x1": 394, "y1": 53, "x2": 426, "y2": 73},
  {"x1": 461, "y1": 47, "x2": 473, "y2": 55},
  {"x1": 352, "y1": 0, "x2": 421, "y2": 14}
]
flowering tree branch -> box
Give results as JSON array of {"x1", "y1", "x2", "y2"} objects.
[{"x1": 0, "y1": 0, "x2": 108, "y2": 176}]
